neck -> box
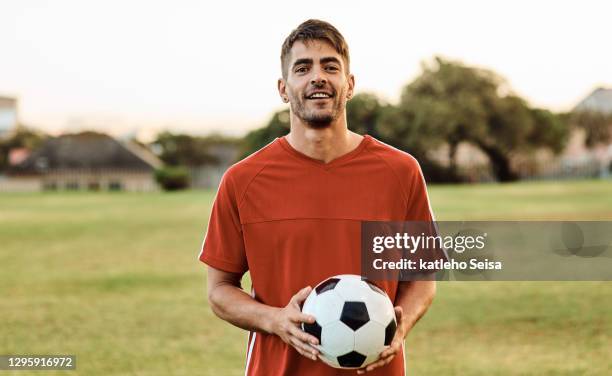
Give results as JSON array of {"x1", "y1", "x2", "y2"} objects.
[{"x1": 286, "y1": 112, "x2": 364, "y2": 163}]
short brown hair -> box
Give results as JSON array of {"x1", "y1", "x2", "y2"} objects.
[{"x1": 280, "y1": 19, "x2": 350, "y2": 78}]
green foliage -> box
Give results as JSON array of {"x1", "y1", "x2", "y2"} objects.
[
  {"x1": 393, "y1": 57, "x2": 569, "y2": 182},
  {"x1": 152, "y1": 132, "x2": 239, "y2": 167},
  {"x1": 239, "y1": 109, "x2": 290, "y2": 159},
  {"x1": 346, "y1": 93, "x2": 384, "y2": 137},
  {"x1": 154, "y1": 166, "x2": 191, "y2": 191}
]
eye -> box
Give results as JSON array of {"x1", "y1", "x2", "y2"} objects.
[
  {"x1": 295, "y1": 66, "x2": 309, "y2": 74},
  {"x1": 325, "y1": 65, "x2": 339, "y2": 72}
]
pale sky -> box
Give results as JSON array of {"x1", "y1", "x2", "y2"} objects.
[{"x1": 1, "y1": 0, "x2": 610, "y2": 139}]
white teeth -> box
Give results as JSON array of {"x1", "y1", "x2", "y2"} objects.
[{"x1": 310, "y1": 93, "x2": 330, "y2": 98}]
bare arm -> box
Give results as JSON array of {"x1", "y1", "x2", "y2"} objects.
[
  {"x1": 358, "y1": 280, "x2": 436, "y2": 374},
  {"x1": 394, "y1": 280, "x2": 437, "y2": 333},
  {"x1": 207, "y1": 266, "x2": 277, "y2": 333},
  {"x1": 206, "y1": 266, "x2": 321, "y2": 360}
]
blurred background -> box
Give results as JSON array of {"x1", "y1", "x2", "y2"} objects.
[{"x1": 1, "y1": 1, "x2": 611, "y2": 375}]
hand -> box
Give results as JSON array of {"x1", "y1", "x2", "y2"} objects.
[
  {"x1": 357, "y1": 306, "x2": 406, "y2": 374},
  {"x1": 270, "y1": 286, "x2": 320, "y2": 361}
]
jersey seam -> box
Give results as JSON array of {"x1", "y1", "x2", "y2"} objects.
[
  {"x1": 236, "y1": 148, "x2": 276, "y2": 212},
  {"x1": 240, "y1": 217, "x2": 401, "y2": 225},
  {"x1": 366, "y1": 142, "x2": 411, "y2": 209},
  {"x1": 278, "y1": 135, "x2": 371, "y2": 170}
]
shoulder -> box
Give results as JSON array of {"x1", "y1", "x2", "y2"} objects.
[
  {"x1": 220, "y1": 138, "x2": 283, "y2": 198},
  {"x1": 365, "y1": 136, "x2": 423, "y2": 177}
]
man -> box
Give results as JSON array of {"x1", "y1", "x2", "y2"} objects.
[{"x1": 200, "y1": 19, "x2": 436, "y2": 375}]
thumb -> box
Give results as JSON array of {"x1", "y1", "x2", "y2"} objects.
[
  {"x1": 293, "y1": 286, "x2": 312, "y2": 304},
  {"x1": 394, "y1": 306, "x2": 403, "y2": 322}
]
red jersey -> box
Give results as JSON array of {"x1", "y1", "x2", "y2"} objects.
[{"x1": 200, "y1": 135, "x2": 434, "y2": 375}]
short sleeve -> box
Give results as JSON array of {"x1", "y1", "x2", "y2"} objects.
[
  {"x1": 405, "y1": 159, "x2": 435, "y2": 221},
  {"x1": 199, "y1": 170, "x2": 248, "y2": 274}
]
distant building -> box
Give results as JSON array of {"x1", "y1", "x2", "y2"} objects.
[
  {"x1": 0, "y1": 96, "x2": 18, "y2": 137},
  {"x1": 518, "y1": 87, "x2": 612, "y2": 180},
  {"x1": 574, "y1": 87, "x2": 612, "y2": 114},
  {"x1": 189, "y1": 142, "x2": 240, "y2": 189},
  {"x1": 6, "y1": 131, "x2": 162, "y2": 191}
]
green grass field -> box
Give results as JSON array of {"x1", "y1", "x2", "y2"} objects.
[{"x1": 1, "y1": 180, "x2": 611, "y2": 375}]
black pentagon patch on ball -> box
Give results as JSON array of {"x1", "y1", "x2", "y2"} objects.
[
  {"x1": 384, "y1": 319, "x2": 397, "y2": 346},
  {"x1": 302, "y1": 321, "x2": 322, "y2": 343},
  {"x1": 315, "y1": 278, "x2": 340, "y2": 294},
  {"x1": 364, "y1": 280, "x2": 385, "y2": 295},
  {"x1": 337, "y1": 351, "x2": 367, "y2": 368},
  {"x1": 340, "y1": 301, "x2": 369, "y2": 331}
]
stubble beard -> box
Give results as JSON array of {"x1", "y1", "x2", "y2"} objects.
[{"x1": 291, "y1": 91, "x2": 345, "y2": 129}]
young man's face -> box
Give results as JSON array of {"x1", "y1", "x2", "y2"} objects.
[{"x1": 279, "y1": 40, "x2": 354, "y2": 129}]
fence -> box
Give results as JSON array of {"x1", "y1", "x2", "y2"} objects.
[{"x1": 0, "y1": 169, "x2": 159, "y2": 192}]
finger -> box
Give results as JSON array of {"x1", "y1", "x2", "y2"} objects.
[
  {"x1": 380, "y1": 347, "x2": 396, "y2": 358},
  {"x1": 381, "y1": 340, "x2": 402, "y2": 358},
  {"x1": 362, "y1": 354, "x2": 389, "y2": 372},
  {"x1": 365, "y1": 354, "x2": 395, "y2": 372},
  {"x1": 293, "y1": 345, "x2": 314, "y2": 361},
  {"x1": 290, "y1": 337, "x2": 319, "y2": 360},
  {"x1": 290, "y1": 286, "x2": 312, "y2": 306},
  {"x1": 364, "y1": 359, "x2": 386, "y2": 372},
  {"x1": 394, "y1": 306, "x2": 403, "y2": 321},
  {"x1": 289, "y1": 325, "x2": 320, "y2": 346},
  {"x1": 383, "y1": 354, "x2": 396, "y2": 366},
  {"x1": 290, "y1": 311, "x2": 316, "y2": 324}
]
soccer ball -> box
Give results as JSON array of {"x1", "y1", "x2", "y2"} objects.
[{"x1": 301, "y1": 274, "x2": 397, "y2": 369}]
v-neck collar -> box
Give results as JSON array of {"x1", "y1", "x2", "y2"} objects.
[{"x1": 277, "y1": 135, "x2": 372, "y2": 170}]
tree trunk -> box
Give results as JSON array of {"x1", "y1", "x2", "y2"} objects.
[
  {"x1": 475, "y1": 141, "x2": 519, "y2": 182},
  {"x1": 448, "y1": 141, "x2": 458, "y2": 176}
]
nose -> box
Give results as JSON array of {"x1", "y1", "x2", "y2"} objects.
[{"x1": 310, "y1": 67, "x2": 327, "y2": 87}]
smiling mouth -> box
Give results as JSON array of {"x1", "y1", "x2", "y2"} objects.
[{"x1": 306, "y1": 92, "x2": 333, "y2": 100}]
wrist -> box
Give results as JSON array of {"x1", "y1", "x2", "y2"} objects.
[
  {"x1": 263, "y1": 306, "x2": 281, "y2": 335},
  {"x1": 398, "y1": 317, "x2": 414, "y2": 339}
]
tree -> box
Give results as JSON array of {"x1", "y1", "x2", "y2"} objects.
[
  {"x1": 395, "y1": 57, "x2": 569, "y2": 181},
  {"x1": 239, "y1": 109, "x2": 290, "y2": 159},
  {"x1": 154, "y1": 166, "x2": 191, "y2": 191},
  {"x1": 346, "y1": 93, "x2": 384, "y2": 138},
  {"x1": 375, "y1": 103, "x2": 464, "y2": 182},
  {"x1": 152, "y1": 132, "x2": 221, "y2": 167}
]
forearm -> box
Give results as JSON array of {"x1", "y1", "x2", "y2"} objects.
[
  {"x1": 395, "y1": 280, "x2": 436, "y2": 333},
  {"x1": 208, "y1": 283, "x2": 279, "y2": 334}
]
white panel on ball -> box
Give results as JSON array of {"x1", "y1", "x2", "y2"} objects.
[
  {"x1": 302, "y1": 292, "x2": 317, "y2": 317},
  {"x1": 333, "y1": 277, "x2": 371, "y2": 302},
  {"x1": 313, "y1": 290, "x2": 344, "y2": 326},
  {"x1": 365, "y1": 291, "x2": 395, "y2": 326},
  {"x1": 320, "y1": 321, "x2": 355, "y2": 357},
  {"x1": 354, "y1": 321, "x2": 386, "y2": 355}
]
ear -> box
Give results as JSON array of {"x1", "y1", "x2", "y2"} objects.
[
  {"x1": 346, "y1": 73, "x2": 355, "y2": 100},
  {"x1": 278, "y1": 78, "x2": 289, "y2": 103}
]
